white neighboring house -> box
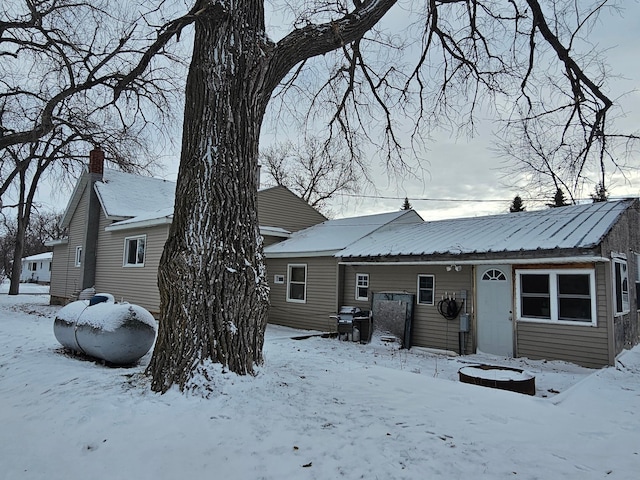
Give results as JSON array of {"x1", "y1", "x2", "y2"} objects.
[{"x1": 20, "y1": 252, "x2": 53, "y2": 284}]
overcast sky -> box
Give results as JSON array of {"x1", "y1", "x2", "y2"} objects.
[
  {"x1": 36, "y1": 1, "x2": 640, "y2": 222},
  {"x1": 317, "y1": 0, "x2": 640, "y2": 221}
]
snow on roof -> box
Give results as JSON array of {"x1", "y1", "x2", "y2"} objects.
[
  {"x1": 105, "y1": 207, "x2": 174, "y2": 231},
  {"x1": 338, "y1": 199, "x2": 635, "y2": 258},
  {"x1": 264, "y1": 210, "x2": 421, "y2": 257},
  {"x1": 94, "y1": 169, "x2": 176, "y2": 219},
  {"x1": 21, "y1": 252, "x2": 53, "y2": 262},
  {"x1": 260, "y1": 226, "x2": 291, "y2": 237}
]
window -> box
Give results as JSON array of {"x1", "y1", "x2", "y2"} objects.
[
  {"x1": 30, "y1": 262, "x2": 37, "y2": 271},
  {"x1": 75, "y1": 246, "x2": 82, "y2": 267},
  {"x1": 274, "y1": 275, "x2": 285, "y2": 284},
  {"x1": 520, "y1": 274, "x2": 550, "y2": 319},
  {"x1": 124, "y1": 235, "x2": 146, "y2": 267},
  {"x1": 482, "y1": 269, "x2": 506, "y2": 281},
  {"x1": 356, "y1": 273, "x2": 369, "y2": 301},
  {"x1": 287, "y1": 264, "x2": 307, "y2": 303},
  {"x1": 516, "y1": 269, "x2": 596, "y2": 326},
  {"x1": 417, "y1": 275, "x2": 435, "y2": 305},
  {"x1": 613, "y1": 258, "x2": 629, "y2": 315}
]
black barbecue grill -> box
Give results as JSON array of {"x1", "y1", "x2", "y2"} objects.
[{"x1": 331, "y1": 306, "x2": 373, "y2": 343}]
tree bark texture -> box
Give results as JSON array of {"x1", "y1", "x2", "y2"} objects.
[
  {"x1": 147, "y1": 0, "x2": 397, "y2": 393},
  {"x1": 8, "y1": 161, "x2": 46, "y2": 295},
  {"x1": 8, "y1": 216, "x2": 26, "y2": 295},
  {"x1": 147, "y1": 2, "x2": 272, "y2": 393}
]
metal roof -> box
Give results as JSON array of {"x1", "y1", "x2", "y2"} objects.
[
  {"x1": 264, "y1": 210, "x2": 423, "y2": 257},
  {"x1": 337, "y1": 199, "x2": 635, "y2": 259}
]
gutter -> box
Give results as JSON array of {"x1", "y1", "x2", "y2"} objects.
[
  {"x1": 105, "y1": 216, "x2": 173, "y2": 232},
  {"x1": 265, "y1": 250, "x2": 341, "y2": 259},
  {"x1": 45, "y1": 238, "x2": 69, "y2": 247},
  {"x1": 338, "y1": 256, "x2": 610, "y2": 266},
  {"x1": 106, "y1": 218, "x2": 294, "y2": 240}
]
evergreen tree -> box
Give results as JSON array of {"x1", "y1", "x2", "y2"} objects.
[
  {"x1": 401, "y1": 197, "x2": 412, "y2": 210},
  {"x1": 548, "y1": 188, "x2": 570, "y2": 208},
  {"x1": 509, "y1": 195, "x2": 526, "y2": 213},
  {"x1": 590, "y1": 183, "x2": 608, "y2": 202}
]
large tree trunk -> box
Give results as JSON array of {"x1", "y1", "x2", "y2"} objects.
[
  {"x1": 8, "y1": 169, "x2": 34, "y2": 296},
  {"x1": 147, "y1": 2, "x2": 272, "y2": 393},
  {"x1": 8, "y1": 217, "x2": 26, "y2": 295},
  {"x1": 146, "y1": 0, "x2": 398, "y2": 393}
]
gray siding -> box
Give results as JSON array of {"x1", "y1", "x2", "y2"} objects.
[
  {"x1": 343, "y1": 264, "x2": 473, "y2": 353},
  {"x1": 54, "y1": 181, "x2": 89, "y2": 300},
  {"x1": 49, "y1": 243, "x2": 70, "y2": 301},
  {"x1": 599, "y1": 201, "x2": 640, "y2": 355},
  {"x1": 258, "y1": 186, "x2": 326, "y2": 232},
  {"x1": 94, "y1": 216, "x2": 169, "y2": 315},
  {"x1": 515, "y1": 262, "x2": 610, "y2": 368},
  {"x1": 262, "y1": 235, "x2": 285, "y2": 248},
  {"x1": 266, "y1": 257, "x2": 339, "y2": 331}
]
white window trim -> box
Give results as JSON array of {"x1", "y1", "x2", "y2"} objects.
[
  {"x1": 123, "y1": 235, "x2": 146, "y2": 267},
  {"x1": 515, "y1": 269, "x2": 597, "y2": 327},
  {"x1": 635, "y1": 253, "x2": 640, "y2": 312},
  {"x1": 355, "y1": 273, "x2": 369, "y2": 301},
  {"x1": 417, "y1": 274, "x2": 435, "y2": 306},
  {"x1": 613, "y1": 258, "x2": 630, "y2": 316},
  {"x1": 286, "y1": 264, "x2": 307, "y2": 303},
  {"x1": 74, "y1": 246, "x2": 82, "y2": 267}
]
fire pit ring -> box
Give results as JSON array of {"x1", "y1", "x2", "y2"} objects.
[{"x1": 459, "y1": 364, "x2": 536, "y2": 396}]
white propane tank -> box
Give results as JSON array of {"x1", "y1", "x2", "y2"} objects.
[
  {"x1": 54, "y1": 297, "x2": 157, "y2": 365},
  {"x1": 352, "y1": 326, "x2": 360, "y2": 343}
]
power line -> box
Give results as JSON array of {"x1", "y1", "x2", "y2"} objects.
[{"x1": 334, "y1": 192, "x2": 636, "y2": 204}]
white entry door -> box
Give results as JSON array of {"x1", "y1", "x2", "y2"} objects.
[{"x1": 476, "y1": 265, "x2": 513, "y2": 357}]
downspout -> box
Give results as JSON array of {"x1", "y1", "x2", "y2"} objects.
[
  {"x1": 604, "y1": 260, "x2": 615, "y2": 366},
  {"x1": 335, "y1": 261, "x2": 345, "y2": 331},
  {"x1": 511, "y1": 264, "x2": 517, "y2": 358},
  {"x1": 471, "y1": 265, "x2": 477, "y2": 354}
]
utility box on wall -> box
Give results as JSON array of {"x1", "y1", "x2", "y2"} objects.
[{"x1": 459, "y1": 313, "x2": 470, "y2": 332}]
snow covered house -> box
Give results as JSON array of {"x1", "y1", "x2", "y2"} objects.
[
  {"x1": 48, "y1": 149, "x2": 326, "y2": 314},
  {"x1": 265, "y1": 200, "x2": 640, "y2": 368},
  {"x1": 20, "y1": 252, "x2": 53, "y2": 283}
]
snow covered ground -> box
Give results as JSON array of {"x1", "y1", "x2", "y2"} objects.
[{"x1": 1, "y1": 285, "x2": 639, "y2": 479}]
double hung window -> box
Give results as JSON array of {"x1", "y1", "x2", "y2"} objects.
[
  {"x1": 287, "y1": 264, "x2": 307, "y2": 303},
  {"x1": 356, "y1": 274, "x2": 369, "y2": 301},
  {"x1": 124, "y1": 235, "x2": 146, "y2": 267},
  {"x1": 613, "y1": 258, "x2": 629, "y2": 315},
  {"x1": 417, "y1": 275, "x2": 435, "y2": 305}
]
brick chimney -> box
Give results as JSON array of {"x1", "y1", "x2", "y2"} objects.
[
  {"x1": 89, "y1": 148, "x2": 104, "y2": 175},
  {"x1": 81, "y1": 147, "x2": 104, "y2": 290}
]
